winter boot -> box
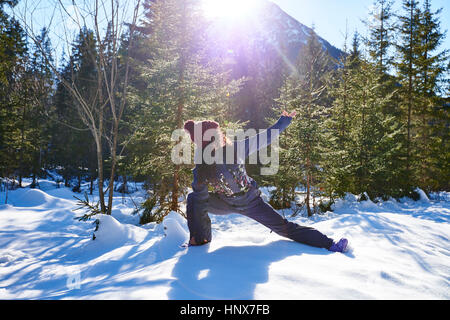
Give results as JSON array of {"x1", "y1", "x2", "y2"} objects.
[{"x1": 328, "y1": 238, "x2": 349, "y2": 253}]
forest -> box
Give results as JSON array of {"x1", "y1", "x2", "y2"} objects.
[{"x1": 0, "y1": 0, "x2": 448, "y2": 222}]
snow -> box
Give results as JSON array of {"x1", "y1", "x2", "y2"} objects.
[{"x1": 0, "y1": 182, "x2": 449, "y2": 300}]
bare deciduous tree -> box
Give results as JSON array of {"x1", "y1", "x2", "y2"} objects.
[{"x1": 14, "y1": 0, "x2": 142, "y2": 214}]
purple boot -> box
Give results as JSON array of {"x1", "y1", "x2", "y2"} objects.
[{"x1": 328, "y1": 238, "x2": 349, "y2": 253}]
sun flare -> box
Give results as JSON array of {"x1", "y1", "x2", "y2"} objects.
[{"x1": 202, "y1": 0, "x2": 261, "y2": 19}]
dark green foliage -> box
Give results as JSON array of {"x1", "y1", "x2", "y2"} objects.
[
  {"x1": 126, "y1": 0, "x2": 243, "y2": 220},
  {"x1": 0, "y1": 7, "x2": 29, "y2": 180},
  {"x1": 326, "y1": 55, "x2": 407, "y2": 199},
  {"x1": 274, "y1": 29, "x2": 333, "y2": 216},
  {"x1": 365, "y1": 0, "x2": 396, "y2": 73},
  {"x1": 318, "y1": 199, "x2": 334, "y2": 213},
  {"x1": 0, "y1": 0, "x2": 18, "y2": 8},
  {"x1": 0, "y1": 0, "x2": 448, "y2": 220},
  {"x1": 73, "y1": 192, "x2": 104, "y2": 221},
  {"x1": 394, "y1": 0, "x2": 449, "y2": 192},
  {"x1": 48, "y1": 28, "x2": 98, "y2": 190},
  {"x1": 138, "y1": 196, "x2": 165, "y2": 224}
]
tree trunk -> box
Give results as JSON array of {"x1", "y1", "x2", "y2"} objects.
[
  {"x1": 90, "y1": 175, "x2": 94, "y2": 195},
  {"x1": 170, "y1": 1, "x2": 187, "y2": 213},
  {"x1": 31, "y1": 174, "x2": 36, "y2": 188},
  {"x1": 18, "y1": 105, "x2": 26, "y2": 188},
  {"x1": 107, "y1": 121, "x2": 119, "y2": 215},
  {"x1": 122, "y1": 175, "x2": 128, "y2": 194},
  {"x1": 5, "y1": 178, "x2": 8, "y2": 205},
  {"x1": 306, "y1": 157, "x2": 312, "y2": 217},
  {"x1": 380, "y1": 2, "x2": 384, "y2": 70},
  {"x1": 306, "y1": 174, "x2": 312, "y2": 217},
  {"x1": 360, "y1": 88, "x2": 367, "y2": 192},
  {"x1": 171, "y1": 104, "x2": 183, "y2": 212},
  {"x1": 406, "y1": 2, "x2": 414, "y2": 177},
  {"x1": 96, "y1": 54, "x2": 106, "y2": 213},
  {"x1": 95, "y1": 133, "x2": 106, "y2": 214}
]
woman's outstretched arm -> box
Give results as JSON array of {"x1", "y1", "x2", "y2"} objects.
[{"x1": 234, "y1": 111, "x2": 296, "y2": 160}]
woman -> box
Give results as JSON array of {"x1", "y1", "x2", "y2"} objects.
[{"x1": 183, "y1": 111, "x2": 349, "y2": 253}]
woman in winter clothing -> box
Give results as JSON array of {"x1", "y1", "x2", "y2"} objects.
[{"x1": 183, "y1": 111, "x2": 348, "y2": 253}]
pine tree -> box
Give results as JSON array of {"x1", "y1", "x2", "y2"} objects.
[
  {"x1": 365, "y1": 0, "x2": 396, "y2": 73},
  {"x1": 416, "y1": 0, "x2": 448, "y2": 97},
  {"x1": 25, "y1": 28, "x2": 55, "y2": 187},
  {"x1": 0, "y1": 3, "x2": 28, "y2": 184},
  {"x1": 47, "y1": 29, "x2": 101, "y2": 192},
  {"x1": 322, "y1": 31, "x2": 356, "y2": 199},
  {"x1": 326, "y1": 26, "x2": 406, "y2": 199},
  {"x1": 350, "y1": 31, "x2": 362, "y2": 69},
  {"x1": 414, "y1": 0, "x2": 449, "y2": 190},
  {"x1": 351, "y1": 60, "x2": 401, "y2": 197},
  {"x1": 359, "y1": 2, "x2": 409, "y2": 197},
  {"x1": 395, "y1": 0, "x2": 449, "y2": 192},
  {"x1": 265, "y1": 78, "x2": 303, "y2": 211},
  {"x1": 395, "y1": 0, "x2": 422, "y2": 187},
  {"x1": 49, "y1": 58, "x2": 92, "y2": 189},
  {"x1": 276, "y1": 29, "x2": 332, "y2": 216},
  {"x1": 127, "y1": 0, "x2": 242, "y2": 221}
]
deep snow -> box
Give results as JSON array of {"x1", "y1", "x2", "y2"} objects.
[{"x1": 0, "y1": 180, "x2": 449, "y2": 299}]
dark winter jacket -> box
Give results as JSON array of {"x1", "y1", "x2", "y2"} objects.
[
  {"x1": 192, "y1": 115, "x2": 292, "y2": 196},
  {"x1": 187, "y1": 116, "x2": 293, "y2": 244}
]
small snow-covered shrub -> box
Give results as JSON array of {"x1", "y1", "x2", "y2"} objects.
[
  {"x1": 318, "y1": 199, "x2": 334, "y2": 213},
  {"x1": 138, "y1": 196, "x2": 169, "y2": 225}
]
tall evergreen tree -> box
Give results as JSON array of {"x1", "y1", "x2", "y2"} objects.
[
  {"x1": 25, "y1": 28, "x2": 55, "y2": 187},
  {"x1": 395, "y1": 0, "x2": 422, "y2": 186},
  {"x1": 327, "y1": 53, "x2": 405, "y2": 199},
  {"x1": 49, "y1": 48, "x2": 95, "y2": 190},
  {"x1": 365, "y1": 0, "x2": 396, "y2": 73},
  {"x1": 127, "y1": 0, "x2": 242, "y2": 221},
  {"x1": 276, "y1": 29, "x2": 332, "y2": 216},
  {"x1": 395, "y1": 0, "x2": 449, "y2": 192},
  {"x1": 414, "y1": 0, "x2": 449, "y2": 190},
  {"x1": 350, "y1": 31, "x2": 362, "y2": 68},
  {"x1": 0, "y1": 1, "x2": 28, "y2": 184},
  {"x1": 322, "y1": 31, "x2": 356, "y2": 199}
]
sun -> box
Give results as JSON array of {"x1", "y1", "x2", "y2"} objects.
[{"x1": 202, "y1": 0, "x2": 261, "y2": 19}]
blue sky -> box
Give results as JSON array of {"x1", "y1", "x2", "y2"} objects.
[
  {"x1": 9, "y1": 0, "x2": 449, "y2": 61},
  {"x1": 271, "y1": 0, "x2": 450, "y2": 52}
]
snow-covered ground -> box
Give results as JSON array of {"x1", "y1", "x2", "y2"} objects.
[{"x1": 0, "y1": 180, "x2": 449, "y2": 300}]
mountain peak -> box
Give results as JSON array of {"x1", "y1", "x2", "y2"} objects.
[{"x1": 207, "y1": 0, "x2": 343, "y2": 63}]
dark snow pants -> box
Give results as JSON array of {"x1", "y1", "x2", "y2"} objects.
[{"x1": 186, "y1": 188, "x2": 334, "y2": 249}]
